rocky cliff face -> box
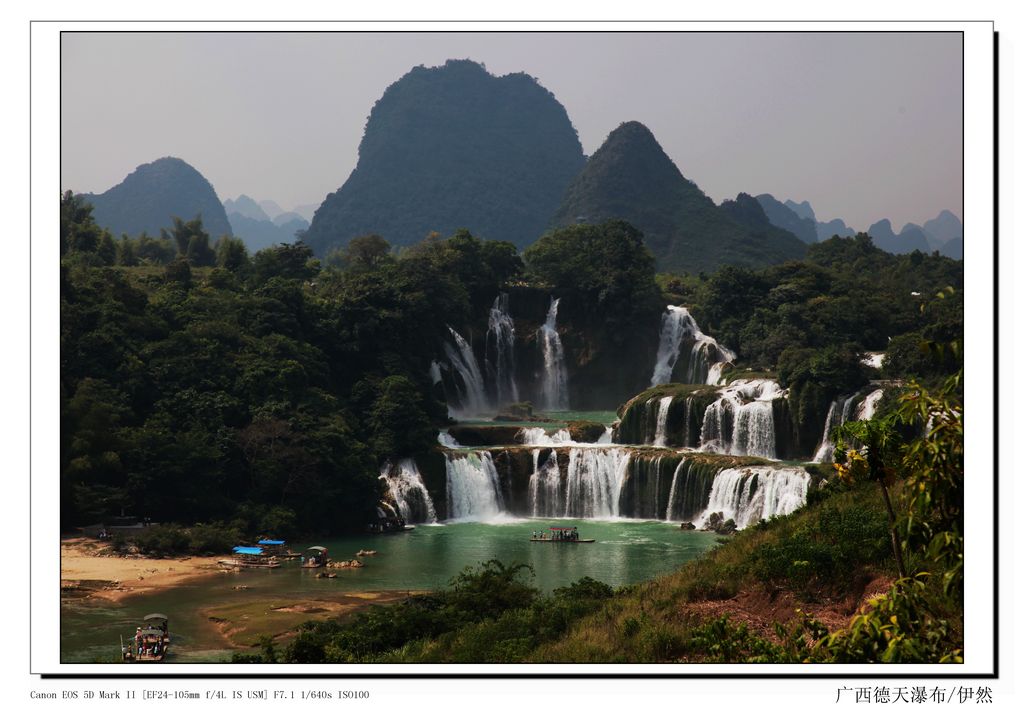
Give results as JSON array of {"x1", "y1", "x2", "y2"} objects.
[{"x1": 303, "y1": 59, "x2": 585, "y2": 255}]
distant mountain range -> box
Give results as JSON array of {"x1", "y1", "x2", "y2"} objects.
[
  {"x1": 550, "y1": 121, "x2": 806, "y2": 273},
  {"x1": 755, "y1": 195, "x2": 962, "y2": 258},
  {"x1": 303, "y1": 59, "x2": 586, "y2": 254},
  {"x1": 73, "y1": 59, "x2": 962, "y2": 268},
  {"x1": 222, "y1": 194, "x2": 310, "y2": 251},
  {"x1": 79, "y1": 157, "x2": 232, "y2": 239}
]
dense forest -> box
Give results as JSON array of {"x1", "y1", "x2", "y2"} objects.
[
  {"x1": 62, "y1": 183, "x2": 965, "y2": 663},
  {"x1": 61, "y1": 189, "x2": 962, "y2": 539}
]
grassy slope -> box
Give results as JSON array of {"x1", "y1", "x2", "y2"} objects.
[
  {"x1": 529, "y1": 481, "x2": 893, "y2": 662},
  {"x1": 381, "y1": 479, "x2": 894, "y2": 664}
]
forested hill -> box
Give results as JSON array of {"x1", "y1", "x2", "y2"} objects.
[
  {"x1": 303, "y1": 59, "x2": 586, "y2": 255},
  {"x1": 549, "y1": 121, "x2": 807, "y2": 274},
  {"x1": 78, "y1": 157, "x2": 233, "y2": 240}
]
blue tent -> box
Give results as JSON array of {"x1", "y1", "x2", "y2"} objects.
[
  {"x1": 257, "y1": 539, "x2": 285, "y2": 546},
  {"x1": 232, "y1": 546, "x2": 264, "y2": 555}
]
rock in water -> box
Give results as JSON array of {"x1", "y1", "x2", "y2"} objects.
[
  {"x1": 79, "y1": 157, "x2": 233, "y2": 239},
  {"x1": 304, "y1": 59, "x2": 585, "y2": 254}
]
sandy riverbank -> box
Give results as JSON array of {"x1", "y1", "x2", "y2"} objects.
[{"x1": 60, "y1": 537, "x2": 224, "y2": 602}]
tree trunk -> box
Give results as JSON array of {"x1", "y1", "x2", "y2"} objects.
[{"x1": 877, "y1": 478, "x2": 907, "y2": 579}]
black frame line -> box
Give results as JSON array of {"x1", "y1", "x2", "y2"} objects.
[{"x1": 38, "y1": 22, "x2": 994, "y2": 679}]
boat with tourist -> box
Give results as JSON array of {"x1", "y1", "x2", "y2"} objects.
[
  {"x1": 301, "y1": 545, "x2": 330, "y2": 568},
  {"x1": 121, "y1": 613, "x2": 170, "y2": 662},
  {"x1": 529, "y1": 526, "x2": 594, "y2": 543},
  {"x1": 256, "y1": 538, "x2": 301, "y2": 559},
  {"x1": 217, "y1": 546, "x2": 282, "y2": 569}
]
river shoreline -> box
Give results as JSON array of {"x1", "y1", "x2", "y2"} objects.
[{"x1": 60, "y1": 537, "x2": 224, "y2": 603}]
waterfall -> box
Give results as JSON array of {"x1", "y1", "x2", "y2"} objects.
[
  {"x1": 437, "y1": 431, "x2": 462, "y2": 449},
  {"x1": 650, "y1": 306, "x2": 736, "y2": 386},
  {"x1": 618, "y1": 455, "x2": 668, "y2": 519},
  {"x1": 697, "y1": 466, "x2": 810, "y2": 529},
  {"x1": 485, "y1": 293, "x2": 519, "y2": 406},
  {"x1": 519, "y1": 427, "x2": 573, "y2": 446},
  {"x1": 652, "y1": 396, "x2": 673, "y2": 447},
  {"x1": 444, "y1": 451, "x2": 505, "y2": 520},
  {"x1": 856, "y1": 389, "x2": 884, "y2": 420},
  {"x1": 699, "y1": 379, "x2": 783, "y2": 458},
  {"x1": 538, "y1": 297, "x2": 569, "y2": 411},
  {"x1": 861, "y1": 352, "x2": 885, "y2": 370},
  {"x1": 665, "y1": 459, "x2": 720, "y2": 522},
  {"x1": 380, "y1": 460, "x2": 437, "y2": 524},
  {"x1": 563, "y1": 447, "x2": 631, "y2": 518},
  {"x1": 706, "y1": 362, "x2": 727, "y2": 386},
  {"x1": 429, "y1": 360, "x2": 443, "y2": 385},
  {"x1": 528, "y1": 450, "x2": 563, "y2": 517},
  {"x1": 813, "y1": 395, "x2": 858, "y2": 462},
  {"x1": 597, "y1": 426, "x2": 613, "y2": 444},
  {"x1": 813, "y1": 389, "x2": 884, "y2": 463},
  {"x1": 443, "y1": 327, "x2": 489, "y2": 416}
]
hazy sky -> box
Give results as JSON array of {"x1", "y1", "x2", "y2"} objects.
[{"x1": 61, "y1": 32, "x2": 963, "y2": 230}]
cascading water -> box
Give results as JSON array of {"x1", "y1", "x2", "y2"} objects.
[
  {"x1": 652, "y1": 396, "x2": 673, "y2": 447},
  {"x1": 861, "y1": 352, "x2": 885, "y2": 370},
  {"x1": 597, "y1": 427, "x2": 614, "y2": 444},
  {"x1": 706, "y1": 362, "x2": 727, "y2": 386},
  {"x1": 700, "y1": 379, "x2": 783, "y2": 458},
  {"x1": 485, "y1": 293, "x2": 519, "y2": 406},
  {"x1": 856, "y1": 389, "x2": 884, "y2": 420},
  {"x1": 429, "y1": 360, "x2": 443, "y2": 385},
  {"x1": 650, "y1": 306, "x2": 736, "y2": 386},
  {"x1": 538, "y1": 297, "x2": 569, "y2": 410},
  {"x1": 813, "y1": 395, "x2": 859, "y2": 462},
  {"x1": 563, "y1": 447, "x2": 631, "y2": 518},
  {"x1": 528, "y1": 449, "x2": 563, "y2": 517},
  {"x1": 437, "y1": 431, "x2": 462, "y2": 449},
  {"x1": 443, "y1": 327, "x2": 489, "y2": 416},
  {"x1": 618, "y1": 455, "x2": 668, "y2": 519},
  {"x1": 697, "y1": 466, "x2": 810, "y2": 529},
  {"x1": 445, "y1": 451, "x2": 505, "y2": 520},
  {"x1": 813, "y1": 388, "x2": 885, "y2": 462},
  {"x1": 665, "y1": 459, "x2": 720, "y2": 522},
  {"x1": 380, "y1": 459, "x2": 437, "y2": 524},
  {"x1": 519, "y1": 427, "x2": 574, "y2": 446}
]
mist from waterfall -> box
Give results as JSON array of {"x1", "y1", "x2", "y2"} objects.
[{"x1": 538, "y1": 297, "x2": 569, "y2": 410}]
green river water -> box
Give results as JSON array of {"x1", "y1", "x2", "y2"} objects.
[{"x1": 61, "y1": 518, "x2": 719, "y2": 663}]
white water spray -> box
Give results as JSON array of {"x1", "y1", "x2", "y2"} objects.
[
  {"x1": 485, "y1": 293, "x2": 519, "y2": 406},
  {"x1": 380, "y1": 459, "x2": 437, "y2": 524},
  {"x1": 697, "y1": 466, "x2": 810, "y2": 529},
  {"x1": 443, "y1": 327, "x2": 489, "y2": 416},
  {"x1": 700, "y1": 379, "x2": 784, "y2": 458},
  {"x1": 444, "y1": 451, "x2": 506, "y2": 520},
  {"x1": 650, "y1": 306, "x2": 735, "y2": 386},
  {"x1": 538, "y1": 297, "x2": 569, "y2": 410}
]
